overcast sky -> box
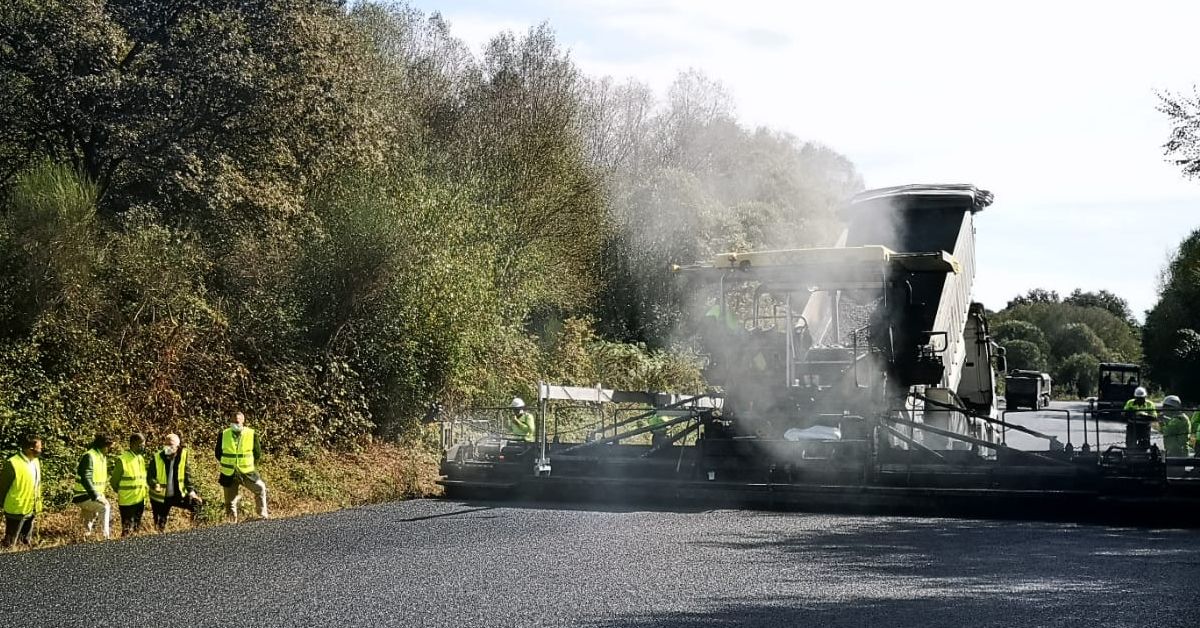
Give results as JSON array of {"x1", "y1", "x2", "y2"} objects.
[{"x1": 412, "y1": 0, "x2": 1200, "y2": 317}]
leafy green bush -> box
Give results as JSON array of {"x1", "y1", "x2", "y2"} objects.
[
  {"x1": 992, "y1": 320, "x2": 1050, "y2": 358},
  {"x1": 1003, "y1": 340, "x2": 1046, "y2": 372},
  {"x1": 993, "y1": 301, "x2": 1140, "y2": 376},
  {"x1": 1050, "y1": 323, "x2": 1109, "y2": 361},
  {"x1": 1054, "y1": 353, "x2": 1101, "y2": 398}
]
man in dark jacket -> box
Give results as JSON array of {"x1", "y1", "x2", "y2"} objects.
[
  {"x1": 148, "y1": 433, "x2": 203, "y2": 531},
  {"x1": 73, "y1": 434, "x2": 114, "y2": 538}
]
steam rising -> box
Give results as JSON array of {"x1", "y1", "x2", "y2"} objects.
[{"x1": 665, "y1": 186, "x2": 997, "y2": 463}]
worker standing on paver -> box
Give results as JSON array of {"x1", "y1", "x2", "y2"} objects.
[
  {"x1": 149, "y1": 433, "x2": 202, "y2": 531},
  {"x1": 1159, "y1": 396, "x2": 1191, "y2": 457},
  {"x1": 644, "y1": 411, "x2": 670, "y2": 448},
  {"x1": 109, "y1": 433, "x2": 149, "y2": 536},
  {"x1": 72, "y1": 435, "x2": 114, "y2": 539},
  {"x1": 216, "y1": 412, "x2": 268, "y2": 521},
  {"x1": 509, "y1": 398, "x2": 535, "y2": 442},
  {"x1": 1123, "y1": 387, "x2": 1157, "y2": 450},
  {"x1": 1191, "y1": 403, "x2": 1200, "y2": 459},
  {"x1": 0, "y1": 435, "x2": 43, "y2": 548}
]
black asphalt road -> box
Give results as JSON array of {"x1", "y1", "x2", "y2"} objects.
[
  {"x1": 1, "y1": 499, "x2": 1197, "y2": 627},
  {"x1": 1000, "y1": 400, "x2": 1150, "y2": 451}
]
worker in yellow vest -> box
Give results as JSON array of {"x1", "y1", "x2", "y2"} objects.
[
  {"x1": 108, "y1": 433, "x2": 149, "y2": 536},
  {"x1": 1123, "y1": 387, "x2": 1157, "y2": 450},
  {"x1": 0, "y1": 434, "x2": 43, "y2": 548},
  {"x1": 642, "y1": 411, "x2": 670, "y2": 448},
  {"x1": 1192, "y1": 405, "x2": 1200, "y2": 458},
  {"x1": 149, "y1": 433, "x2": 202, "y2": 531},
  {"x1": 509, "y1": 398, "x2": 536, "y2": 442},
  {"x1": 72, "y1": 434, "x2": 114, "y2": 539},
  {"x1": 1159, "y1": 396, "x2": 1191, "y2": 458},
  {"x1": 704, "y1": 303, "x2": 741, "y2": 332},
  {"x1": 216, "y1": 411, "x2": 268, "y2": 521}
]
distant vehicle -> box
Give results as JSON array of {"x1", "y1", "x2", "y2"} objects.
[
  {"x1": 1005, "y1": 370, "x2": 1051, "y2": 410},
  {"x1": 1095, "y1": 362, "x2": 1140, "y2": 410}
]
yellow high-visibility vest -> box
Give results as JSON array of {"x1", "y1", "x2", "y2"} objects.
[
  {"x1": 150, "y1": 448, "x2": 189, "y2": 502},
  {"x1": 1123, "y1": 398, "x2": 1157, "y2": 418},
  {"x1": 219, "y1": 428, "x2": 256, "y2": 476},
  {"x1": 71, "y1": 449, "x2": 108, "y2": 499},
  {"x1": 3, "y1": 454, "x2": 42, "y2": 516},
  {"x1": 115, "y1": 451, "x2": 148, "y2": 506},
  {"x1": 705, "y1": 305, "x2": 741, "y2": 331},
  {"x1": 1161, "y1": 412, "x2": 1191, "y2": 456},
  {"x1": 509, "y1": 412, "x2": 535, "y2": 442}
]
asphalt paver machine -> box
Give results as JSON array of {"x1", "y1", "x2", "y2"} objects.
[{"x1": 439, "y1": 185, "x2": 1200, "y2": 524}]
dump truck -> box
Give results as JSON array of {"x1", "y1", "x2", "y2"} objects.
[
  {"x1": 1005, "y1": 370, "x2": 1052, "y2": 410},
  {"x1": 439, "y1": 185, "x2": 1200, "y2": 524}
]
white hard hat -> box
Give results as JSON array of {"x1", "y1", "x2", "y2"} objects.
[
  {"x1": 510, "y1": 397, "x2": 525, "y2": 409},
  {"x1": 1163, "y1": 395, "x2": 1182, "y2": 408},
  {"x1": 1134, "y1": 387, "x2": 1147, "y2": 398}
]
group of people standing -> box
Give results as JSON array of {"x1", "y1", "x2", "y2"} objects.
[
  {"x1": 0, "y1": 411, "x2": 269, "y2": 548},
  {"x1": 71, "y1": 431, "x2": 200, "y2": 539}
]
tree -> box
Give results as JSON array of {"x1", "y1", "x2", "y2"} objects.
[
  {"x1": 0, "y1": 162, "x2": 101, "y2": 336},
  {"x1": 1050, "y1": 323, "x2": 1108, "y2": 361},
  {"x1": 577, "y1": 76, "x2": 656, "y2": 175},
  {"x1": 0, "y1": 1, "x2": 408, "y2": 448},
  {"x1": 1054, "y1": 353, "x2": 1100, "y2": 398},
  {"x1": 1063, "y1": 289, "x2": 1135, "y2": 327},
  {"x1": 993, "y1": 302, "x2": 1140, "y2": 367},
  {"x1": 991, "y1": 320, "x2": 1050, "y2": 357},
  {"x1": 0, "y1": 0, "x2": 401, "y2": 377},
  {"x1": 0, "y1": 3, "x2": 869, "y2": 461},
  {"x1": 586, "y1": 69, "x2": 860, "y2": 344},
  {"x1": 299, "y1": 169, "x2": 498, "y2": 432},
  {"x1": 454, "y1": 24, "x2": 607, "y2": 320},
  {"x1": 0, "y1": 0, "x2": 389, "y2": 217},
  {"x1": 1005, "y1": 289, "x2": 1060, "y2": 310},
  {"x1": 1144, "y1": 229, "x2": 1200, "y2": 397},
  {"x1": 1002, "y1": 340, "x2": 1046, "y2": 372},
  {"x1": 1160, "y1": 88, "x2": 1200, "y2": 179}
]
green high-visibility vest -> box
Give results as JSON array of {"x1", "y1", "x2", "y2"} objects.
[
  {"x1": 510, "y1": 412, "x2": 535, "y2": 442},
  {"x1": 3, "y1": 454, "x2": 42, "y2": 516},
  {"x1": 114, "y1": 451, "x2": 148, "y2": 506},
  {"x1": 1161, "y1": 412, "x2": 1191, "y2": 457},
  {"x1": 72, "y1": 449, "x2": 108, "y2": 499},
  {"x1": 1123, "y1": 399, "x2": 1157, "y2": 419},
  {"x1": 219, "y1": 428, "x2": 256, "y2": 476},
  {"x1": 705, "y1": 305, "x2": 740, "y2": 331},
  {"x1": 150, "y1": 448, "x2": 188, "y2": 502}
]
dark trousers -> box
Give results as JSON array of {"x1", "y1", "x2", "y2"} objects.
[
  {"x1": 2, "y1": 514, "x2": 35, "y2": 547},
  {"x1": 151, "y1": 495, "x2": 201, "y2": 530},
  {"x1": 118, "y1": 502, "x2": 145, "y2": 536},
  {"x1": 1126, "y1": 421, "x2": 1152, "y2": 450}
]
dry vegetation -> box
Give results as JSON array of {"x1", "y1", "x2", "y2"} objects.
[{"x1": 3, "y1": 440, "x2": 442, "y2": 553}]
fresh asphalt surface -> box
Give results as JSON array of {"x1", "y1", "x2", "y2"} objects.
[
  {"x1": 2, "y1": 402, "x2": 1196, "y2": 627},
  {"x1": 1, "y1": 499, "x2": 1197, "y2": 627},
  {"x1": 999, "y1": 400, "x2": 1152, "y2": 451}
]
